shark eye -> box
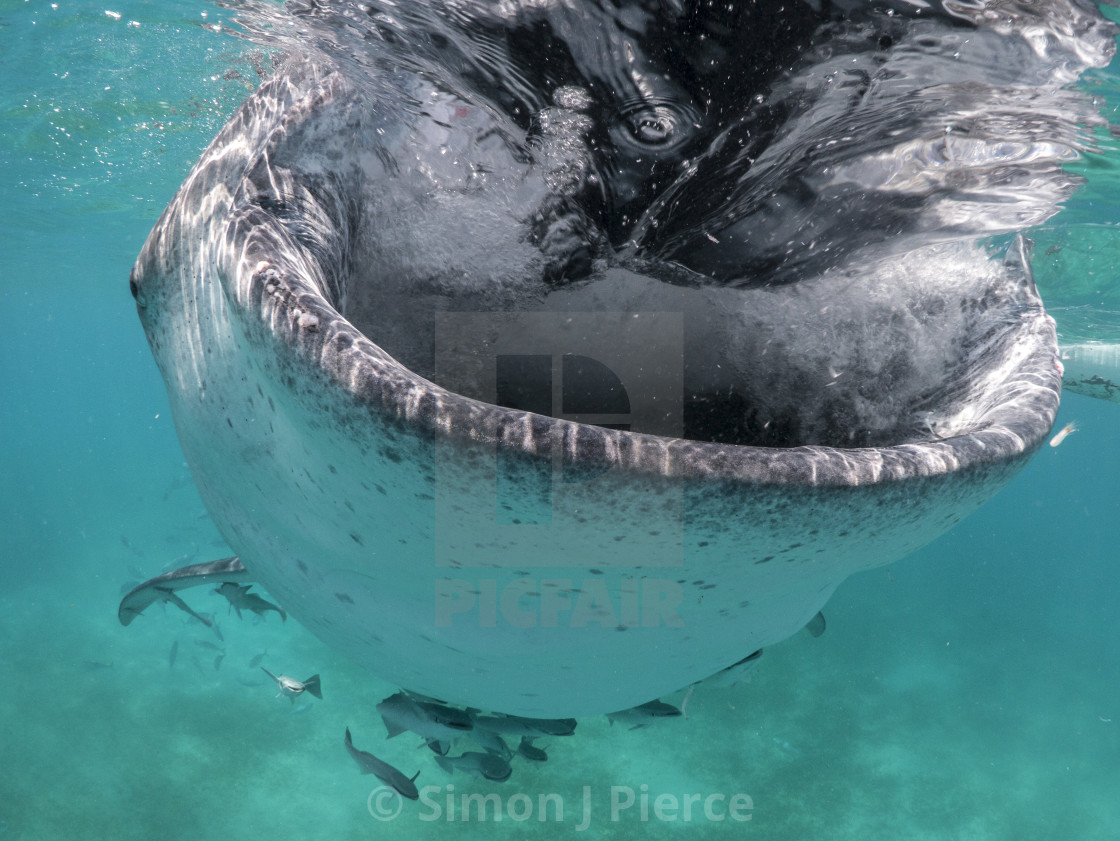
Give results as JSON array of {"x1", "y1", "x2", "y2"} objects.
[{"x1": 129, "y1": 275, "x2": 147, "y2": 308}]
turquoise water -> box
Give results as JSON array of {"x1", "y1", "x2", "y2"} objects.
[{"x1": 2, "y1": 1, "x2": 1119, "y2": 838}]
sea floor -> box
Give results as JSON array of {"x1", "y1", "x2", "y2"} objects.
[
  {"x1": 2, "y1": 2, "x2": 1118, "y2": 836},
  {"x1": 0, "y1": 394, "x2": 1116, "y2": 840}
]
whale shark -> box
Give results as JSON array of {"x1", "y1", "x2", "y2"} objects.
[{"x1": 124, "y1": 0, "x2": 1119, "y2": 717}]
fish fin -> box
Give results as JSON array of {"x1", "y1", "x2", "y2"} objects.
[
  {"x1": 160, "y1": 590, "x2": 212, "y2": 627},
  {"x1": 434, "y1": 755, "x2": 453, "y2": 775},
  {"x1": 382, "y1": 718, "x2": 408, "y2": 739},
  {"x1": 425, "y1": 739, "x2": 449, "y2": 756},
  {"x1": 263, "y1": 602, "x2": 286, "y2": 621},
  {"x1": 117, "y1": 556, "x2": 248, "y2": 626},
  {"x1": 805, "y1": 611, "x2": 826, "y2": 638},
  {"x1": 303, "y1": 674, "x2": 323, "y2": 699}
]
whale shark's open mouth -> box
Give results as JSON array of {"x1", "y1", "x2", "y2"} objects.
[
  {"x1": 343, "y1": 234, "x2": 1055, "y2": 452},
  {"x1": 127, "y1": 0, "x2": 1113, "y2": 716}
]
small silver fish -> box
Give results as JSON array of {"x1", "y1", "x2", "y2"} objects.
[
  {"x1": 1049, "y1": 421, "x2": 1078, "y2": 447},
  {"x1": 260, "y1": 667, "x2": 322, "y2": 702}
]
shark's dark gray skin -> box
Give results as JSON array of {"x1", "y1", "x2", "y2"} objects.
[
  {"x1": 127, "y1": 0, "x2": 1117, "y2": 717},
  {"x1": 343, "y1": 727, "x2": 420, "y2": 800},
  {"x1": 215, "y1": 582, "x2": 287, "y2": 622},
  {"x1": 118, "y1": 556, "x2": 249, "y2": 627}
]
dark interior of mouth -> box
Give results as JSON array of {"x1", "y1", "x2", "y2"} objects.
[
  {"x1": 339, "y1": 238, "x2": 1027, "y2": 451},
  {"x1": 263, "y1": 2, "x2": 1061, "y2": 452}
]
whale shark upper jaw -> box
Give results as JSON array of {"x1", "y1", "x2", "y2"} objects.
[{"x1": 122, "y1": 0, "x2": 1113, "y2": 716}]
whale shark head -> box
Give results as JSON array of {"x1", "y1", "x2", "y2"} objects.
[{"x1": 128, "y1": 0, "x2": 1113, "y2": 717}]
